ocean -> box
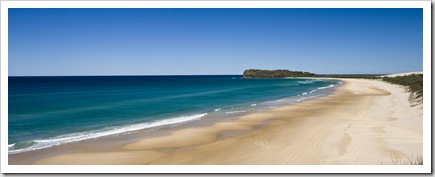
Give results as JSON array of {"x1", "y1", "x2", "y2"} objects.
[{"x1": 8, "y1": 75, "x2": 341, "y2": 154}]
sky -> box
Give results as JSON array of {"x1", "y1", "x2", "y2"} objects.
[{"x1": 8, "y1": 8, "x2": 423, "y2": 76}]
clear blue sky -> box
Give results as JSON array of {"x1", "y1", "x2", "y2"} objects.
[{"x1": 9, "y1": 8, "x2": 423, "y2": 76}]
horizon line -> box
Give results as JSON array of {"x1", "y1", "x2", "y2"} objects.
[
  {"x1": 7, "y1": 73, "x2": 409, "y2": 77},
  {"x1": 8, "y1": 74, "x2": 244, "y2": 77}
]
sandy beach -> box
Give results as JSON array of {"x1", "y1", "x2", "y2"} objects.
[{"x1": 28, "y1": 78, "x2": 422, "y2": 165}]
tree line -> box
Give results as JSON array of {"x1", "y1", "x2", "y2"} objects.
[{"x1": 243, "y1": 69, "x2": 316, "y2": 78}]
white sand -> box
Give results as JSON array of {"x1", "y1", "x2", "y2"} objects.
[{"x1": 382, "y1": 72, "x2": 423, "y2": 77}]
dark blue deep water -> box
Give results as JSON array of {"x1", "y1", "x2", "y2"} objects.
[{"x1": 8, "y1": 75, "x2": 340, "y2": 153}]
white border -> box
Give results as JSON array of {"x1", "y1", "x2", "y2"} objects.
[
  {"x1": 422, "y1": 1, "x2": 432, "y2": 175},
  {"x1": 0, "y1": 0, "x2": 9, "y2": 174},
  {"x1": 1, "y1": 1, "x2": 431, "y2": 174}
]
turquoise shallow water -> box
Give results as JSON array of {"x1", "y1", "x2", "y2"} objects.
[{"x1": 8, "y1": 75, "x2": 340, "y2": 154}]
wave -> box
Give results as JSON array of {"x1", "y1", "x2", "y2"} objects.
[
  {"x1": 318, "y1": 84, "x2": 335, "y2": 90},
  {"x1": 8, "y1": 113, "x2": 207, "y2": 154},
  {"x1": 307, "y1": 84, "x2": 336, "y2": 94},
  {"x1": 214, "y1": 108, "x2": 221, "y2": 112},
  {"x1": 296, "y1": 97, "x2": 308, "y2": 102},
  {"x1": 225, "y1": 110, "x2": 247, "y2": 114},
  {"x1": 251, "y1": 104, "x2": 257, "y2": 107},
  {"x1": 298, "y1": 80, "x2": 316, "y2": 84}
]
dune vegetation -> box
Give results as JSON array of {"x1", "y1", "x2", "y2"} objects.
[{"x1": 381, "y1": 74, "x2": 423, "y2": 98}]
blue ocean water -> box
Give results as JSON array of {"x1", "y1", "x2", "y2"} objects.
[{"x1": 8, "y1": 75, "x2": 340, "y2": 154}]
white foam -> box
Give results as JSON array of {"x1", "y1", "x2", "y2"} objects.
[
  {"x1": 214, "y1": 108, "x2": 221, "y2": 112},
  {"x1": 296, "y1": 97, "x2": 308, "y2": 102},
  {"x1": 298, "y1": 80, "x2": 315, "y2": 84},
  {"x1": 8, "y1": 144, "x2": 15, "y2": 148},
  {"x1": 9, "y1": 113, "x2": 207, "y2": 154},
  {"x1": 225, "y1": 110, "x2": 247, "y2": 114},
  {"x1": 251, "y1": 104, "x2": 256, "y2": 107},
  {"x1": 318, "y1": 84, "x2": 335, "y2": 90},
  {"x1": 306, "y1": 84, "x2": 335, "y2": 94},
  {"x1": 301, "y1": 92, "x2": 307, "y2": 95}
]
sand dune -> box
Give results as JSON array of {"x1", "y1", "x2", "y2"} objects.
[
  {"x1": 33, "y1": 78, "x2": 422, "y2": 165},
  {"x1": 382, "y1": 72, "x2": 423, "y2": 77}
]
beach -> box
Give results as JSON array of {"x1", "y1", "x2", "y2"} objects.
[{"x1": 15, "y1": 78, "x2": 422, "y2": 165}]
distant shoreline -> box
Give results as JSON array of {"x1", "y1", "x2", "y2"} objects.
[{"x1": 7, "y1": 71, "x2": 422, "y2": 78}]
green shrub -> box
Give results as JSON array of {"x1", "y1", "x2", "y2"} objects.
[{"x1": 382, "y1": 74, "x2": 423, "y2": 98}]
